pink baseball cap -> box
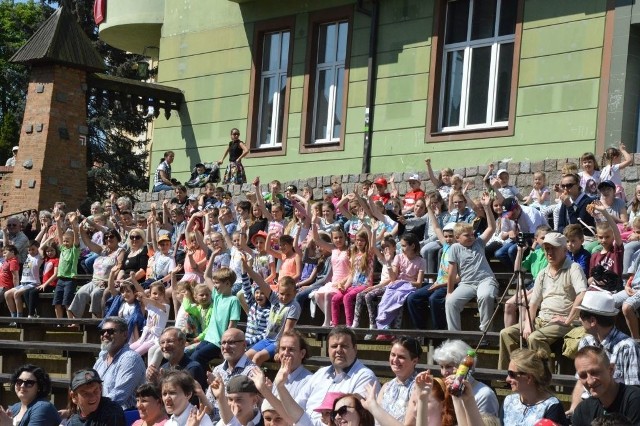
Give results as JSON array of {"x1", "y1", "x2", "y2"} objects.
[{"x1": 313, "y1": 392, "x2": 346, "y2": 412}]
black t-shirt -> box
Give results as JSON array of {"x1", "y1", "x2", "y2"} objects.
[
  {"x1": 572, "y1": 383, "x2": 640, "y2": 426},
  {"x1": 67, "y1": 397, "x2": 125, "y2": 426}
]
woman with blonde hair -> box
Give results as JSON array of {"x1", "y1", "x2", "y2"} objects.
[{"x1": 502, "y1": 348, "x2": 568, "y2": 425}]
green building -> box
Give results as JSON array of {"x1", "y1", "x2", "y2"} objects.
[{"x1": 98, "y1": 0, "x2": 638, "y2": 186}]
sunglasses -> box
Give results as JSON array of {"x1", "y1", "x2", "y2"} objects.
[
  {"x1": 15, "y1": 379, "x2": 37, "y2": 388},
  {"x1": 105, "y1": 234, "x2": 117, "y2": 240},
  {"x1": 100, "y1": 328, "x2": 119, "y2": 336},
  {"x1": 129, "y1": 235, "x2": 142, "y2": 241},
  {"x1": 331, "y1": 406, "x2": 355, "y2": 420},
  {"x1": 507, "y1": 370, "x2": 526, "y2": 379},
  {"x1": 560, "y1": 183, "x2": 575, "y2": 189}
]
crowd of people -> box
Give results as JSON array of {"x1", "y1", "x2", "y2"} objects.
[{"x1": 1, "y1": 147, "x2": 640, "y2": 424}]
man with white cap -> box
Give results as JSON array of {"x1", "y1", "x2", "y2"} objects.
[
  {"x1": 5, "y1": 146, "x2": 17, "y2": 167},
  {"x1": 498, "y1": 232, "x2": 587, "y2": 369},
  {"x1": 567, "y1": 288, "x2": 640, "y2": 415},
  {"x1": 497, "y1": 197, "x2": 548, "y2": 269}
]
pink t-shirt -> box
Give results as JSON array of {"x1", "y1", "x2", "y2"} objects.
[
  {"x1": 392, "y1": 253, "x2": 426, "y2": 282},
  {"x1": 331, "y1": 248, "x2": 351, "y2": 283},
  {"x1": 132, "y1": 419, "x2": 167, "y2": 426}
]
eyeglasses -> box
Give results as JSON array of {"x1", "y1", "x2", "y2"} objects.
[
  {"x1": 15, "y1": 379, "x2": 37, "y2": 388},
  {"x1": 129, "y1": 235, "x2": 142, "y2": 241},
  {"x1": 100, "y1": 328, "x2": 120, "y2": 336},
  {"x1": 220, "y1": 339, "x2": 244, "y2": 346},
  {"x1": 507, "y1": 370, "x2": 526, "y2": 379},
  {"x1": 331, "y1": 406, "x2": 355, "y2": 419},
  {"x1": 560, "y1": 183, "x2": 575, "y2": 189}
]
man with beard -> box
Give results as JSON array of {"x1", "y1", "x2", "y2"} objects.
[
  {"x1": 146, "y1": 327, "x2": 207, "y2": 391},
  {"x1": 93, "y1": 317, "x2": 145, "y2": 410},
  {"x1": 572, "y1": 346, "x2": 640, "y2": 425}
]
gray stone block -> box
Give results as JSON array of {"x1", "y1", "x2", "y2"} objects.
[
  {"x1": 453, "y1": 168, "x2": 465, "y2": 177},
  {"x1": 544, "y1": 159, "x2": 556, "y2": 172},
  {"x1": 625, "y1": 166, "x2": 638, "y2": 181},
  {"x1": 465, "y1": 167, "x2": 478, "y2": 177},
  {"x1": 507, "y1": 162, "x2": 519, "y2": 175},
  {"x1": 519, "y1": 162, "x2": 531, "y2": 174}
]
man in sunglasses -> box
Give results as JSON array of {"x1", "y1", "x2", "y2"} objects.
[
  {"x1": 66, "y1": 368, "x2": 125, "y2": 426},
  {"x1": 3, "y1": 216, "x2": 29, "y2": 264},
  {"x1": 557, "y1": 173, "x2": 596, "y2": 236},
  {"x1": 93, "y1": 317, "x2": 145, "y2": 410}
]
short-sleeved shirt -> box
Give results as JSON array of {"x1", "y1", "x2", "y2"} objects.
[
  {"x1": 392, "y1": 253, "x2": 426, "y2": 282},
  {"x1": 0, "y1": 257, "x2": 19, "y2": 289},
  {"x1": 530, "y1": 259, "x2": 587, "y2": 322},
  {"x1": 568, "y1": 248, "x2": 591, "y2": 277},
  {"x1": 436, "y1": 243, "x2": 452, "y2": 285},
  {"x1": 501, "y1": 394, "x2": 567, "y2": 425},
  {"x1": 578, "y1": 327, "x2": 640, "y2": 387},
  {"x1": 521, "y1": 247, "x2": 548, "y2": 280},
  {"x1": 264, "y1": 293, "x2": 301, "y2": 341},
  {"x1": 21, "y1": 253, "x2": 42, "y2": 284},
  {"x1": 203, "y1": 290, "x2": 241, "y2": 346},
  {"x1": 58, "y1": 245, "x2": 80, "y2": 278},
  {"x1": 448, "y1": 239, "x2": 494, "y2": 285},
  {"x1": 590, "y1": 242, "x2": 624, "y2": 279},
  {"x1": 403, "y1": 189, "x2": 425, "y2": 210}
]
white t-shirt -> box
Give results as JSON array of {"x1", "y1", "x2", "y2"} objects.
[{"x1": 21, "y1": 253, "x2": 42, "y2": 284}]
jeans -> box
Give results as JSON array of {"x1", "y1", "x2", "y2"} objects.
[
  {"x1": 406, "y1": 284, "x2": 447, "y2": 330},
  {"x1": 495, "y1": 241, "x2": 517, "y2": 269},
  {"x1": 153, "y1": 183, "x2": 174, "y2": 192},
  {"x1": 191, "y1": 341, "x2": 222, "y2": 370}
]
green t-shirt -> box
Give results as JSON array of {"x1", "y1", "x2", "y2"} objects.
[
  {"x1": 203, "y1": 289, "x2": 241, "y2": 346},
  {"x1": 58, "y1": 245, "x2": 80, "y2": 279},
  {"x1": 522, "y1": 247, "x2": 548, "y2": 280}
]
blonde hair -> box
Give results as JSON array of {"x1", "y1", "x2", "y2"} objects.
[
  {"x1": 510, "y1": 348, "x2": 552, "y2": 392},
  {"x1": 453, "y1": 223, "x2": 473, "y2": 237},
  {"x1": 561, "y1": 162, "x2": 579, "y2": 175}
]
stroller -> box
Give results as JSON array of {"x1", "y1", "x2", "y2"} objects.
[{"x1": 186, "y1": 162, "x2": 220, "y2": 188}]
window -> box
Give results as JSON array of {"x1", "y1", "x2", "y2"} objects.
[
  {"x1": 301, "y1": 7, "x2": 352, "y2": 153},
  {"x1": 312, "y1": 21, "x2": 348, "y2": 144},
  {"x1": 257, "y1": 30, "x2": 290, "y2": 148},
  {"x1": 247, "y1": 18, "x2": 294, "y2": 156},
  {"x1": 429, "y1": 0, "x2": 520, "y2": 137}
]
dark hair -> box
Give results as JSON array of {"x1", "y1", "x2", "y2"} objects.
[
  {"x1": 400, "y1": 233, "x2": 420, "y2": 254},
  {"x1": 581, "y1": 152, "x2": 600, "y2": 170},
  {"x1": 328, "y1": 326, "x2": 357, "y2": 348},
  {"x1": 161, "y1": 150, "x2": 174, "y2": 163},
  {"x1": 28, "y1": 239, "x2": 39, "y2": 248},
  {"x1": 332, "y1": 394, "x2": 374, "y2": 426},
  {"x1": 591, "y1": 413, "x2": 632, "y2": 426},
  {"x1": 102, "y1": 316, "x2": 128, "y2": 332},
  {"x1": 579, "y1": 309, "x2": 616, "y2": 327},
  {"x1": 135, "y1": 383, "x2": 162, "y2": 400},
  {"x1": 278, "y1": 330, "x2": 311, "y2": 361},
  {"x1": 11, "y1": 364, "x2": 52, "y2": 399},
  {"x1": 237, "y1": 201, "x2": 251, "y2": 214},
  {"x1": 392, "y1": 336, "x2": 423, "y2": 360},
  {"x1": 175, "y1": 184, "x2": 187, "y2": 193},
  {"x1": 103, "y1": 229, "x2": 122, "y2": 242},
  {"x1": 4, "y1": 244, "x2": 18, "y2": 255},
  {"x1": 43, "y1": 243, "x2": 60, "y2": 259},
  {"x1": 161, "y1": 370, "x2": 194, "y2": 396},
  {"x1": 279, "y1": 235, "x2": 294, "y2": 246}
]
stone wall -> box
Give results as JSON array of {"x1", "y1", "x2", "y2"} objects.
[{"x1": 133, "y1": 155, "x2": 640, "y2": 212}]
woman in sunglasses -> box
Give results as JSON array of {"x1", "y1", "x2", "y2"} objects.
[
  {"x1": 502, "y1": 348, "x2": 568, "y2": 425},
  {"x1": 0, "y1": 364, "x2": 60, "y2": 425},
  {"x1": 119, "y1": 228, "x2": 149, "y2": 283},
  {"x1": 68, "y1": 225, "x2": 125, "y2": 320},
  {"x1": 331, "y1": 394, "x2": 374, "y2": 426}
]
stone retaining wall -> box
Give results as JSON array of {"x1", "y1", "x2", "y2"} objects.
[{"x1": 133, "y1": 155, "x2": 640, "y2": 212}]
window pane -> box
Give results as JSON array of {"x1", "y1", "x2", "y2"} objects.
[
  {"x1": 442, "y1": 50, "x2": 464, "y2": 128},
  {"x1": 280, "y1": 31, "x2": 290, "y2": 69},
  {"x1": 471, "y1": 0, "x2": 496, "y2": 40},
  {"x1": 258, "y1": 76, "x2": 275, "y2": 145},
  {"x1": 498, "y1": 0, "x2": 518, "y2": 36},
  {"x1": 333, "y1": 67, "x2": 345, "y2": 139},
  {"x1": 494, "y1": 42, "x2": 514, "y2": 122},
  {"x1": 262, "y1": 33, "x2": 280, "y2": 72},
  {"x1": 466, "y1": 46, "x2": 491, "y2": 125},
  {"x1": 318, "y1": 23, "x2": 337, "y2": 64},
  {"x1": 445, "y1": 0, "x2": 470, "y2": 44},
  {"x1": 314, "y1": 69, "x2": 331, "y2": 140},
  {"x1": 337, "y1": 21, "x2": 348, "y2": 62},
  {"x1": 277, "y1": 74, "x2": 287, "y2": 143}
]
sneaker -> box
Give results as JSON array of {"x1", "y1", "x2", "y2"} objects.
[
  {"x1": 309, "y1": 300, "x2": 317, "y2": 318},
  {"x1": 351, "y1": 319, "x2": 360, "y2": 328},
  {"x1": 364, "y1": 334, "x2": 374, "y2": 340},
  {"x1": 9, "y1": 322, "x2": 16, "y2": 327},
  {"x1": 376, "y1": 334, "x2": 393, "y2": 341}
]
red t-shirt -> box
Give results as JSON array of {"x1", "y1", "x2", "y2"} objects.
[
  {"x1": 403, "y1": 189, "x2": 425, "y2": 209},
  {"x1": 589, "y1": 242, "x2": 624, "y2": 278},
  {"x1": 43, "y1": 258, "x2": 60, "y2": 287},
  {"x1": 372, "y1": 192, "x2": 391, "y2": 205},
  {"x1": 0, "y1": 257, "x2": 19, "y2": 289}
]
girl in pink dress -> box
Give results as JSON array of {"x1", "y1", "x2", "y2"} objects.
[{"x1": 311, "y1": 219, "x2": 351, "y2": 327}]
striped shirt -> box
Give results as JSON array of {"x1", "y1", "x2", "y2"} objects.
[{"x1": 241, "y1": 273, "x2": 270, "y2": 346}]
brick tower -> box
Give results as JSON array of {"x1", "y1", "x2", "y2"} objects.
[{"x1": 3, "y1": 7, "x2": 105, "y2": 216}]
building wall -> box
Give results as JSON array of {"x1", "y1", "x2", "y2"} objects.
[{"x1": 151, "y1": 0, "x2": 610, "y2": 185}]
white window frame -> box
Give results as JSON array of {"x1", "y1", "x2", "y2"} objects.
[
  {"x1": 311, "y1": 20, "x2": 348, "y2": 144},
  {"x1": 439, "y1": 0, "x2": 515, "y2": 132},
  {"x1": 256, "y1": 30, "x2": 290, "y2": 149}
]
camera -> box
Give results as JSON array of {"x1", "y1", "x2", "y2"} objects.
[{"x1": 516, "y1": 232, "x2": 534, "y2": 247}]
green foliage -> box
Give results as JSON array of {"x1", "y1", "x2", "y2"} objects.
[{"x1": 0, "y1": 110, "x2": 19, "y2": 161}]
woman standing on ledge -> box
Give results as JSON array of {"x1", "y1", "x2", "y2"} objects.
[{"x1": 219, "y1": 128, "x2": 249, "y2": 184}]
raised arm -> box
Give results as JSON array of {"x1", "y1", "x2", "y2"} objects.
[
  {"x1": 594, "y1": 203, "x2": 623, "y2": 246},
  {"x1": 336, "y1": 193, "x2": 354, "y2": 220},
  {"x1": 479, "y1": 192, "x2": 495, "y2": 243},
  {"x1": 241, "y1": 253, "x2": 272, "y2": 299},
  {"x1": 78, "y1": 220, "x2": 103, "y2": 254},
  {"x1": 619, "y1": 142, "x2": 634, "y2": 169},
  {"x1": 255, "y1": 183, "x2": 274, "y2": 222},
  {"x1": 426, "y1": 203, "x2": 446, "y2": 244},
  {"x1": 311, "y1": 219, "x2": 334, "y2": 252},
  {"x1": 425, "y1": 158, "x2": 439, "y2": 187}
]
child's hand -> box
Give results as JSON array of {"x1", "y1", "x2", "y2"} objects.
[
  {"x1": 480, "y1": 192, "x2": 491, "y2": 207},
  {"x1": 619, "y1": 142, "x2": 628, "y2": 152},
  {"x1": 425, "y1": 158, "x2": 431, "y2": 166},
  {"x1": 415, "y1": 371, "x2": 433, "y2": 396},
  {"x1": 488, "y1": 163, "x2": 494, "y2": 172}
]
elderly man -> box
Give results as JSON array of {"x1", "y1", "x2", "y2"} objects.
[
  {"x1": 146, "y1": 327, "x2": 207, "y2": 391},
  {"x1": 299, "y1": 326, "x2": 378, "y2": 423},
  {"x1": 275, "y1": 330, "x2": 312, "y2": 404},
  {"x1": 5, "y1": 146, "x2": 17, "y2": 167},
  {"x1": 572, "y1": 346, "x2": 640, "y2": 425},
  {"x1": 205, "y1": 328, "x2": 256, "y2": 421},
  {"x1": 568, "y1": 290, "x2": 640, "y2": 415},
  {"x1": 67, "y1": 368, "x2": 125, "y2": 426},
  {"x1": 93, "y1": 317, "x2": 145, "y2": 410},
  {"x1": 434, "y1": 339, "x2": 499, "y2": 417},
  {"x1": 498, "y1": 232, "x2": 587, "y2": 369},
  {"x1": 4, "y1": 216, "x2": 29, "y2": 264}
]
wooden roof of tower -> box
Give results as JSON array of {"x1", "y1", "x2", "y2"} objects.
[{"x1": 10, "y1": 6, "x2": 105, "y2": 72}]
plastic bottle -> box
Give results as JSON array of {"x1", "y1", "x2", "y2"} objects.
[{"x1": 448, "y1": 349, "x2": 475, "y2": 396}]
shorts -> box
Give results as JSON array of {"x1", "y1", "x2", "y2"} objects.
[
  {"x1": 53, "y1": 279, "x2": 76, "y2": 307},
  {"x1": 14, "y1": 282, "x2": 36, "y2": 291},
  {"x1": 613, "y1": 288, "x2": 640, "y2": 311},
  {"x1": 249, "y1": 338, "x2": 277, "y2": 358}
]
